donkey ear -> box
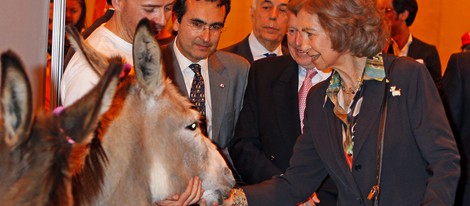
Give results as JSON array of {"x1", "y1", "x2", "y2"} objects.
[
  {"x1": 0, "y1": 50, "x2": 33, "y2": 148},
  {"x1": 58, "y1": 58, "x2": 122, "y2": 144},
  {"x1": 133, "y1": 18, "x2": 165, "y2": 95},
  {"x1": 66, "y1": 26, "x2": 109, "y2": 76}
]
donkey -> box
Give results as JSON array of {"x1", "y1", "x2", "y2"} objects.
[
  {"x1": 67, "y1": 19, "x2": 234, "y2": 206},
  {"x1": 0, "y1": 50, "x2": 122, "y2": 205}
]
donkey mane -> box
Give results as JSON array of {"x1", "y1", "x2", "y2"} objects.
[
  {"x1": 33, "y1": 114, "x2": 74, "y2": 206},
  {"x1": 71, "y1": 58, "x2": 125, "y2": 205}
]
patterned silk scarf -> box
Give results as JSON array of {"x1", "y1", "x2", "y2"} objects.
[{"x1": 325, "y1": 53, "x2": 386, "y2": 169}]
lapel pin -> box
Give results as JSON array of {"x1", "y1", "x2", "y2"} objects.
[
  {"x1": 389, "y1": 86, "x2": 401, "y2": 96},
  {"x1": 219, "y1": 83, "x2": 225, "y2": 88}
]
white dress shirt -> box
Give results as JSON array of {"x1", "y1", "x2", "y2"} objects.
[
  {"x1": 173, "y1": 40, "x2": 213, "y2": 138},
  {"x1": 248, "y1": 32, "x2": 283, "y2": 61}
]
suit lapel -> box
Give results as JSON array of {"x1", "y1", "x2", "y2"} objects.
[
  {"x1": 351, "y1": 79, "x2": 386, "y2": 160},
  {"x1": 163, "y1": 41, "x2": 189, "y2": 96},
  {"x1": 240, "y1": 36, "x2": 255, "y2": 63},
  {"x1": 281, "y1": 45, "x2": 290, "y2": 57},
  {"x1": 323, "y1": 96, "x2": 362, "y2": 196},
  {"x1": 272, "y1": 58, "x2": 301, "y2": 137},
  {"x1": 407, "y1": 36, "x2": 419, "y2": 58},
  {"x1": 208, "y1": 53, "x2": 228, "y2": 144}
]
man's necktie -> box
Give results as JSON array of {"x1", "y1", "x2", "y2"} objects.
[
  {"x1": 189, "y1": 64, "x2": 208, "y2": 136},
  {"x1": 298, "y1": 68, "x2": 317, "y2": 131},
  {"x1": 387, "y1": 44, "x2": 394, "y2": 54},
  {"x1": 264, "y1": 53, "x2": 277, "y2": 57}
]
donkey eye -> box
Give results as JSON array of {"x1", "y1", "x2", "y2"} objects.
[{"x1": 186, "y1": 122, "x2": 198, "y2": 131}]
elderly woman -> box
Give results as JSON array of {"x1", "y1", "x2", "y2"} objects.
[{"x1": 224, "y1": 0, "x2": 460, "y2": 205}]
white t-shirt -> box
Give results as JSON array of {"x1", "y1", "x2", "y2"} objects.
[{"x1": 61, "y1": 25, "x2": 132, "y2": 106}]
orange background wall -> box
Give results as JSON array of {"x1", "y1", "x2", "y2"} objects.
[{"x1": 85, "y1": 0, "x2": 470, "y2": 72}]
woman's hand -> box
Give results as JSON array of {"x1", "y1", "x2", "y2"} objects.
[{"x1": 155, "y1": 176, "x2": 204, "y2": 206}]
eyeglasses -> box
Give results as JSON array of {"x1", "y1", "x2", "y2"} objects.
[{"x1": 187, "y1": 20, "x2": 225, "y2": 35}]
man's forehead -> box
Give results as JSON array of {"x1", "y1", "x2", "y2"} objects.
[
  {"x1": 257, "y1": 0, "x2": 289, "y2": 5},
  {"x1": 139, "y1": 0, "x2": 175, "y2": 6},
  {"x1": 183, "y1": 0, "x2": 226, "y2": 20}
]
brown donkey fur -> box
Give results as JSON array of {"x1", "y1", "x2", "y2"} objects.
[
  {"x1": 68, "y1": 19, "x2": 235, "y2": 206},
  {"x1": 0, "y1": 50, "x2": 122, "y2": 205}
]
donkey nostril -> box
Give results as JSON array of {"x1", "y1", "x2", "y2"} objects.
[
  {"x1": 215, "y1": 190, "x2": 223, "y2": 205},
  {"x1": 224, "y1": 167, "x2": 233, "y2": 176}
]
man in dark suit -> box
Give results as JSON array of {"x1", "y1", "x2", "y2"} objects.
[
  {"x1": 229, "y1": 2, "x2": 337, "y2": 205},
  {"x1": 161, "y1": 0, "x2": 249, "y2": 168},
  {"x1": 377, "y1": 0, "x2": 442, "y2": 90},
  {"x1": 222, "y1": 0, "x2": 289, "y2": 63},
  {"x1": 441, "y1": 51, "x2": 470, "y2": 206}
]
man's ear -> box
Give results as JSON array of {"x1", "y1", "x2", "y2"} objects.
[
  {"x1": 398, "y1": 10, "x2": 409, "y2": 22},
  {"x1": 172, "y1": 13, "x2": 180, "y2": 32}
]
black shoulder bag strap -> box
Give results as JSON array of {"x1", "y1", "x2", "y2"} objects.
[{"x1": 367, "y1": 56, "x2": 397, "y2": 206}]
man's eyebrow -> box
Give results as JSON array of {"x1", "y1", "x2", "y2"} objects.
[
  {"x1": 190, "y1": 18, "x2": 207, "y2": 24},
  {"x1": 190, "y1": 18, "x2": 224, "y2": 26},
  {"x1": 302, "y1": 28, "x2": 317, "y2": 32}
]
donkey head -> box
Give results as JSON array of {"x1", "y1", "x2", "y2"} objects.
[
  {"x1": 67, "y1": 19, "x2": 234, "y2": 205},
  {"x1": 133, "y1": 18, "x2": 235, "y2": 205},
  {"x1": 133, "y1": 19, "x2": 234, "y2": 204},
  {"x1": 0, "y1": 50, "x2": 121, "y2": 205}
]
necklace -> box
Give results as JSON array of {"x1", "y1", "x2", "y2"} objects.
[
  {"x1": 340, "y1": 67, "x2": 366, "y2": 95},
  {"x1": 341, "y1": 81, "x2": 363, "y2": 94}
]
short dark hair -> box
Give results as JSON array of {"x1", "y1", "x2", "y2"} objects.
[
  {"x1": 106, "y1": 0, "x2": 112, "y2": 5},
  {"x1": 173, "y1": 0, "x2": 231, "y2": 23},
  {"x1": 393, "y1": 0, "x2": 418, "y2": 26},
  {"x1": 302, "y1": 0, "x2": 388, "y2": 57}
]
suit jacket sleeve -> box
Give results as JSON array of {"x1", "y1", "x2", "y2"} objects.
[
  {"x1": 242, "y1": 130, "x2": 328, "y2": 205},
  {"x1": 425, "y1": 45, "x2": 442, "y2": 91},
  {"x1": 242, "y1": 85, "x2": 328, "y2": 205},
  {"x1": 397, "y1": 58, "x2": 460, "y2": 205},
  {"x1": 441, "y1": 53, "x2": 463, "y2": 135},
  {"x1": 229, "y1": 62, "x2": 284, "y2": 184}
]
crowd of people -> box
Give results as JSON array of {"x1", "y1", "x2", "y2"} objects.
[{"x1": 48, "y1": 0, "x2": 470, "y2": 205}]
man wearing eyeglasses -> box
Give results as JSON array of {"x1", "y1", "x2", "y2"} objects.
[
  {"x1": 61, "y1": 0, "x2": 175, "y2": 106},
  {"x1": 222, "y1": 0, "x2": 290, "y2": 63},
  {"x1": 161, "y1": 0, "x2": 250, "y2": 184},
  {"x1": 377, "y1": 0, "x2": 442, "y2": 91}
]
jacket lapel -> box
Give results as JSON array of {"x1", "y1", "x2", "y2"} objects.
[
  {"x1": 163, "y1": 41, "x2": 189, "y2": 96},
  {"x1": 208, "y1": 53, "x2": 228, "y2": 145},
  {"x1": 272, "y1": 58, "x2": 301, "y2": 137},
  {"x1": 239, "y1": 36, "x2": 255, "y2": 63},
  {"x1": 351, "y1": 79, "x2": 386, "y2": 160},
  {"x1": 323, "y1": 94, "x2": 362, "y2": 196}
]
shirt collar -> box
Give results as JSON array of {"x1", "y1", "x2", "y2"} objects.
[
  {"x1": 326, "y1": 53, "x2": 386, "y2": 102},
  {"x1": 173, "y1": 37, "x2": 208, "y2": 71},
  {"x1": 248, "y1": 32, "x2": 283, "y2": 61},
  {"x1": 299, "y1": 66, "x2": 332, "y2": 80},
  {"x1": 391, "y1": 33, "x2": 413, "y2": 57}
]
